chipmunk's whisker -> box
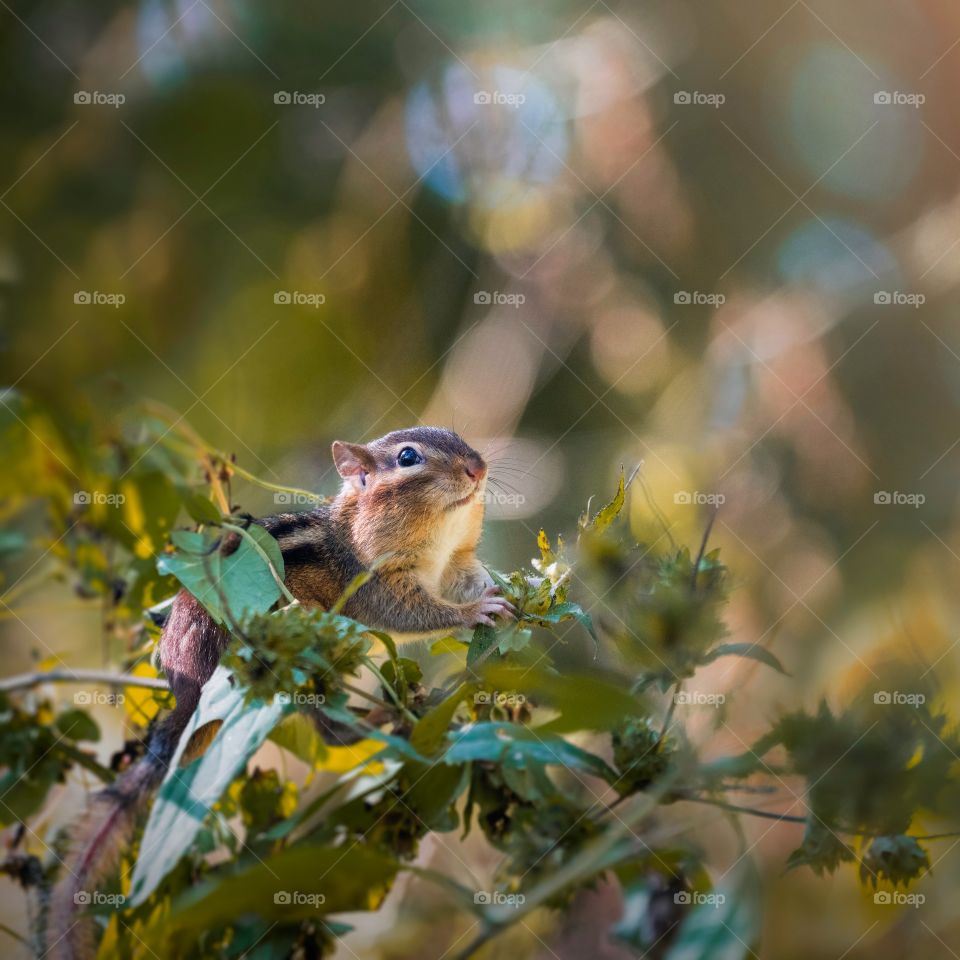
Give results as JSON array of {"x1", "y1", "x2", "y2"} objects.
[
  {"x1": 487, "y1": 476, "x2": 525, "y2": 498},
  {"x1": 487, "y1": 464, "x2": 542, "y2": 482}
]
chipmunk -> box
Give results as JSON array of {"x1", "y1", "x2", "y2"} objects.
[{"x1": 48, "y1": 427, "x2": 514, "y2": 959}]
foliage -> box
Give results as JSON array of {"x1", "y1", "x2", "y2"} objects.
[{"x1": 0, "y1": 414, "x2": 958, "y2": 960}]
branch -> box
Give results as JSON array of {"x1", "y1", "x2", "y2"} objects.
[
  {"x1": 679, "y1": 794, "x2": 807, "y2": 824},
  {"x1": 0, "y1": 669, "x2": 170, "y2": 694}
]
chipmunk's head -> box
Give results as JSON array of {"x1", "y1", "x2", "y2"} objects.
[{"x1": 331, "y1": 427, "x2": 486, "y2": 521}]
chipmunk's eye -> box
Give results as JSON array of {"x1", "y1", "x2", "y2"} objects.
[{"x1": 396, "y1": 447, "x2": 423, "y2": 468}]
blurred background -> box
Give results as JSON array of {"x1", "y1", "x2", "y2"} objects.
[{"x1": 3, "y1": 0, "x2": 960, "y2": 956}]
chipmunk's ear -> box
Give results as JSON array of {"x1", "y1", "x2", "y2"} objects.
[{"x1": 332, "y1": 441, "x2": 375, "y2": 490}]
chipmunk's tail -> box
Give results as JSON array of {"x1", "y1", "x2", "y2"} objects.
[
  {"x1": 44, "y1": 717, "x2": 181, "y2": 960},
  {"x1": 46, "y1": 591, "x2": 227, "y2": 958}
]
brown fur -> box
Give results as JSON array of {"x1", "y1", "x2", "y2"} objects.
[{"x1": 46, "y1": 427, "x2": 512, "y2": 958}]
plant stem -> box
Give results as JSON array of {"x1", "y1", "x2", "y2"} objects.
[
  {"x1": 362, "y1": 657, "x2": 419, "y2": 726},
  {"x1": 0, "y1": 669, "x2": 170, "y2": 694},
  {"x1": 657, "y1": 683, "x2": 680, "y2": 744},
  {"x1": 680, "y1": 794, "x2": 807, "y2": 824}
]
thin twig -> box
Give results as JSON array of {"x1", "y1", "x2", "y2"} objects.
[{"x1": 0, "y1": 669, "x2": 170, "y2": 694}]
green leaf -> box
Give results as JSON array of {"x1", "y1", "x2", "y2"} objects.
[
  {"x1": 482, "y1": 664, "x2": 645, "y2": 735},
  {"x1": 497, "y1": 626, "x2": 532, "y2": 655},
  {"x1": 268, "y1": 713, "x2": 328, "y2": 766},
  {"x1": 179, "y1": 490, "x2": 222, "y2": 525},
  {"x1": 128, "y1": 667, "x2": 290, "y2": 905},
  {"x1": 55, "y1": 709, "x2": 100, "y2": 742},
  {"x1": 701, "y1": 643, "x2": 788, "y2": 676},
  {"x1": 381, "y1": 657, "x2": 423, "y2": 691},
  {"x1": 171, "y1": 844, "x2": 399, "y2": 930},
  {"x1": 410, "y1": 684, "x2": 474, "y2": 756},
  {"x1": 156, "y1": 525, "x2": 284, "y2": 627},
  {"x1": 444, "y1": 722, "x2": 617, "y2": 782},
  {"x1": 467, "y1": 624, "x2": 499, "y2": 669},
  {"x1": 403, "y1": 760, "x2": 470, "y2": 829}
]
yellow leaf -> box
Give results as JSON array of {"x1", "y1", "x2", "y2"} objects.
[
  {"x1": 124, "y1": 662, "x2": 163, "y2": 724},
  {"x1": 121, "y1": 481, "x2": 154, "y2": 559},
  {"x1": 94, "y1": 914, "x2": 119, "y2": 959},
  {"x1": 430, "y1": 636, "x2": 467, "y2": 658},
  {"x1": 318, "y1": 738, "x2": 384, "y2": 774},
  {"x1": 279, "y1": 781, "x2": 298, "y2": 818}
]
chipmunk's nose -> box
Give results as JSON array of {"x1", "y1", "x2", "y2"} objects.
[{"x1": 464, "y1": 454, "x2": 486, "y2": 480}]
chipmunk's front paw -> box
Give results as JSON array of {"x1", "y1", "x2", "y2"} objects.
[{"x1": 464, "y1": 585, "x2": 516, "y2": 627}]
